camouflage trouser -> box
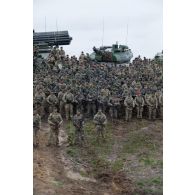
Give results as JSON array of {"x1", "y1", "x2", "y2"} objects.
[
  {"x1": 87, "y1": 102, "x2": 96, "y2": 117},
  {"x1": 48, "y1": 126, "x2": 59, "y2": 146},
  {"x1": 43, "y1": 99, "x2": 48, "y2": 114},
  {"x1": 79, "y1": 60, "x2": 84, "y2": 66},
  {"x1": 77, "y1": 103, "x2": 84, "y2": 113},
  {"x1": 109, "y1": 107, "x2": 118, "y2": 119},
  {"x1": 136, "y1": 106, "x2": 144, "y2": 119},
  {"x1": 125, "y1": 107, "x2": 133, "y2": 121},
  {"x1": 96, "y1": 124, "x2": 105, "y2": 140},
  {"x1": 35, "y1": 104, "x2": 44, "y2": 118},
  {"x1": 33, "y1": 127, "x2": 39, "y2": 147},
  {"x1": 75, "y1": 128, "x2": 84, "y2": 144},
  {"x1": 99, "y1": 103, "x2": 107, "y2": 114},
  {"x1": 148, "y1": 106, "x2": 157, "y2": 120},
  {"x1": 49, "y1": 105, "x2": 57, "y2": 113},
  {"x1": 59, "y1": 101, "x2": 65, "y2": 116},
  {"x1": 65, "y1": 103, "x2": 73, "y2": 120}
]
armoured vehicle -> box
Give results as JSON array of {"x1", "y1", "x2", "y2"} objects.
[
  {"x1": 89, "y1": 43, "x2": 133, "y2": 63},
  {"x1": 154, "y1": 51, "x2": 163, "y2": 64}
]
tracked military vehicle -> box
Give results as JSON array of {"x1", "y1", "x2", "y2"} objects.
[
  {"x1": 89, "y1": 43, "x2": 133, "y2": 63},
  {"x1": 154, "y1": 51, "x2": 163, "y2": 64}
]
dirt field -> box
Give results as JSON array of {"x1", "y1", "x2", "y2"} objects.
[{"x1": 34, "y1": 118, "x2": 163, "y2": 195}]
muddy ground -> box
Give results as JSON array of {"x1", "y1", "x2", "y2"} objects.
[{"x1": 34, "y1": 118, "x2": 163, "y2": 195}]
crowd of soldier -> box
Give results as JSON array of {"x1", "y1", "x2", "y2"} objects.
[{"x1": 33, "y1": 46, "x2": 163, "y2": 147}]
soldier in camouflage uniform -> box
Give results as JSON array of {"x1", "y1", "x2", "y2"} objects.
[
  {"x1": 158, "y1": 91, "x2": 163, "y2": 119},
  {"x1": 62, "y1": 89, "x2": 74, "y2": 120},
  {"x1": 86, "y1": 90, "x2": 97, "y2": 117},
  {"x1": 35, "y1": 82, "x2": 44, "y2": 93},
  {"x1": 79, "y1": 51, "x2": 85, "y2": 65},
  {"x1": 124, "y1": 93, "x2": 135, "y2": 122},
  {"x1": 122, "y1": 87, "x2": 129, "y2": 99},
  {"x1": 46, "y1": 91, "x2": 58, "y2": 113},
  {"x1": 47, "y1": 107, "x2": 63, "y2": 146},
  {"x1": 93, "y1": 109, "x2": 107, "y2": 140},
  {"x1": 34, "y1": 88, "x2": 45, "y2": 117},
  {"x1": 73, "y1": 110, "x2": 85, "y2": 145},
  {"x1": 59, "y1": 46, "x2": 65, "y2": 60},
  {"x1": 33, "y1": 110, "x2": 41, "y2": 147},
  {"x1": 58, "y1": 89, "x2": 65, "y2": 117},
  {"x1": 145, "y1": 92, "x2": 158, "y2": 120},
  {"x1": 74, "y1": 89, "x2": 85, "y2": 114},
  {"x1": 98, "y1": 88, "x2": 110, "y2": 114},
  {"x1": 135, "y1": 91, "x2": 145, "y2": 119},
  {"x1": 108, "y1": 95, "x2": 120, "y2": 120}
]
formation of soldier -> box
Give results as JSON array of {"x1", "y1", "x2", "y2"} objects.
[{"x1": 33, "y1": 46, "x2": 163, "y2": 146}]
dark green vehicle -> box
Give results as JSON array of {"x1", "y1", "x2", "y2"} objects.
[
  {"x1": 154, "y1": 51, "x2": 163, "y2": 65},
  {"x1": 89, "y1": 43, "x2": 133, "y2": 63}
]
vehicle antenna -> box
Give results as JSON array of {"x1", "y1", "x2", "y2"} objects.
[
  {"x1": 56, "y1": 19, "x2": 58, "y2": 32},
  {"x1": 125, "y1": 23, "x2": 128, "y2": 45},
  {"x1": 45, "y1": 16, "x2": 47, "y2": 32},
  {"x1": 101, "y1": 18, "x2": 104, "y2": 47},
  {"x1": 55, "y1": 19, "x2": 58, "y2": 45}
]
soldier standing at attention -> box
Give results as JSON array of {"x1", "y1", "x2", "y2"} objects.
[
  {"x1": 59, "y1": 46, "x2": 65, "y2": 60},
  {"x1": 47, "y1": 107, "x2": 63, "y2": 147},
  {"x1": 62, "y1": 88, "x2": 74, "y2": 120},
  {"x1": 158, "y1": 91, "x2": 163, "y2": 119},
  {"x1": 93, "y1": 109, "x2": 107, "y2": 141},
  {"x1": 33, "y1": 109, "x2": 41, "y2": 147},
  {"x1": 75, "y1": 90, "x2": 85, "y2": 114},
  {"x1": 34, "y1": 88, "x2": 45, "y2": 118},
  {"x1": 58, "y1": 89, "x2": 66, "y2": 117},
  {"x1": 79, "y1": 51, "x2": 85, "y2": 65},
  {"x1": 46, "y1": 91, "x2": 58, "y2": 113},
  {"x1": 73, "y1": 110, "x2": 85, "y2": 145},
  {"x1": 135, "y1": 91, "x2": 145, "y2": 119},
  {"x1": 124, "y1": 93, "x2": 135, "y2": 122},
  {"x1": 98, "y1": 89, "x2": 109, "y2": 114},
  {"x1": 86, "y1": 90, "x2": 97, "y2": 118},
  {"x1": 145, "y1": 92, "x2": 158, "y2": 120},
  {"x1": 108, "y1": 94, "x2": 120, "y2": 121}
]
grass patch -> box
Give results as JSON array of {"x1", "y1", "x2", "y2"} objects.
[
  {"x1": 90, "y1": 156, "x2": 111, "y2": 176},
  {"x1": 66, "y1": 121, "x2": 114, "y2": 177},
  {"x1": 84, "y1": 121, "x2": 114, "y2": 156},
  {"x1": 66, "y1": 119, "x2": 162, "y2": 191},
  {"x1": 111, "y1": 159, "x2": 124, "y2": 172},
  {"x1": 136, "y1": 177, "x2": 163, "y2": 194},
  {"x1": 66, "y1": 147, "x2": 78, "y2": 158},
  {"x1": 138, "y1": 156, "x2": 163, "y2": 169},
  {"x1": 122, "y1": 131, "x2": 157, "y2": 155}
]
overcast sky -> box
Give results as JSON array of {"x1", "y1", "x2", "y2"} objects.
[{"x1": 33, "y1": 0, "x2": 162, "y2": 59}]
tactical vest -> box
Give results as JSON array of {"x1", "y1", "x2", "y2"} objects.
[
  {"x1": 65, "y1": 93, "x2": 73, "y2": 103},
  {"x1": 33, "y1": 115, "x2": 40, "y2": 128},
  {"x1": 50, "y1": 113, "x2": 61, "y2": 125},
  {"x1": 126, "y1": 97, "x2": 134, "y2": 106}
]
